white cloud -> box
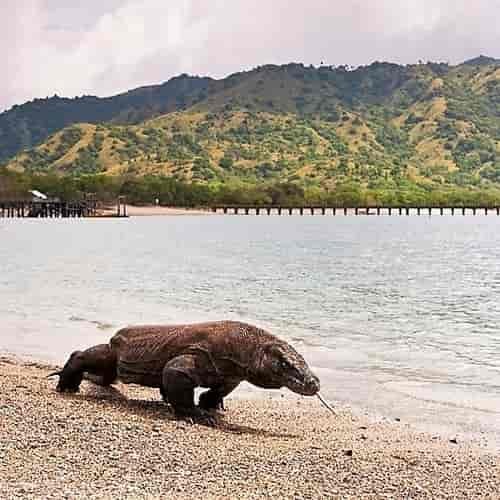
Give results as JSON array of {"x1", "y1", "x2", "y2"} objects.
[
  {"x1": 1, "y1": 0, "x2": 216, "y2": 109},
  {"x1": 1, "y1": 0, "x2": 499, "y2": 111}
]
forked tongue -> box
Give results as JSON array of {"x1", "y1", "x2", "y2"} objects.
[{"x1": 317, "y1": 392, "x2": 336, "y2": 415}]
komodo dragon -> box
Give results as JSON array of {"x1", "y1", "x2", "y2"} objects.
[{"x1": 50, "y1": 321, "x2": 334, "y2": 423}]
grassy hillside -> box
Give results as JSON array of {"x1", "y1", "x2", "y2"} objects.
[
  {"x1": 0, "y1": 75, "x2": 213, "y2": 161},
  {"x1": 3, "y1": 58, "x2": 500, "y2": 192}
]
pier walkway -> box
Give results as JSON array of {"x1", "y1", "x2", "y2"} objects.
[
  {"x1": 211, "y1": 206, "x2": 500, "y2": 216},
  {"x1": 0, "y1": 198, "x2": 127, "y2": 218}
]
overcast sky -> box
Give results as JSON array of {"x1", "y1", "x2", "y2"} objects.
[{"x1": 2, "y1": 0, "x2": 499, "y2": 112}]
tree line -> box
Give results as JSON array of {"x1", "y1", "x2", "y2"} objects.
[{"x1": 2, "y1": 169, "x2": 500, "y2": 207}]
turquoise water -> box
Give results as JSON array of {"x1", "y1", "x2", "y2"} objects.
[{"x1": 1, "y1": 215, "x2": 499, "y2": 447}]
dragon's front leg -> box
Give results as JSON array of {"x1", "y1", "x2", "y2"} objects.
[
  {"x1": 161, "y1": 355, "x2": 219, "y2": 425},
  {"x1": 198, "y1": 379, "x2": 241, "y2": 411}
]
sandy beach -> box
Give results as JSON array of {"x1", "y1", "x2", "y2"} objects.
[
  {"x1": 98, "y1": 205, "x2": 214, "y2": 217},
  {"x1": 0, "y1": 358, "x2": 499, "y2": 499}
]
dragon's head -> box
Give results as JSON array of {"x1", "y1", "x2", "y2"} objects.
[{"x1": 250, "y1": 341, "x2": 320, "y2": 396}]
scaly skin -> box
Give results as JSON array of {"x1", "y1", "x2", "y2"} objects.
[{"x1": 52, "y1": 321, "x2": 320, "y2": 424}]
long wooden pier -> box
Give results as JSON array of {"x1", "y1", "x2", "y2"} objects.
[
  {"x1": 211, "y1": 206, "x2": 500, "y2": 216},
  {"x1": 0, "y1": 201, "x2": 96, "y2": 218},
  {"x1": 0, "y1": 198, "x2": 127, "y2": 218}
]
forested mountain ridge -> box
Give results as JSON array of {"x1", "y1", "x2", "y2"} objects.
[
  {"x1": 1, "y1": 60, "x2": 449, "y2": 161},
  {"x1": 0, "y1": 75, "x2": 213, "y2": 161},
  {"x1": 2, "y1": 57, "x2": 500, "y2": 192}
]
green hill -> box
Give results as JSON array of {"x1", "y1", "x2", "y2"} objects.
[
  {"x1": 0, "y1": 75, "x2": 213, "y2": 162},
  {"x1": 2, "y1": 58, "x2": 500, "y2": 194}
]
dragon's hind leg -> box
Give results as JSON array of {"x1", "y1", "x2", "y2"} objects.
[{"x1": 53, "y1": 344, "x2": 117, "y2": 393}]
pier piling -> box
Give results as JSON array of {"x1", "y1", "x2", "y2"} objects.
[
  {"x1": 208, "y1": 205, "x2": 500, "y2": 217},
  {"x1": 0, "y1": 197, "x2": 127, "y2": 218}
]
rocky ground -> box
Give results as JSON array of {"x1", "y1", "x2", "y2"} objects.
[{"x1": 0, "y1": 358, "x2": 499, "y2": 499}]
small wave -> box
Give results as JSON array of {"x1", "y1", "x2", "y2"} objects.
[
  {"x1": 382, "y1": 381, "x2": 500, "y2": 415},
  {"x1": 69, "y1": 316, "x2": 114, "y2": 330}
]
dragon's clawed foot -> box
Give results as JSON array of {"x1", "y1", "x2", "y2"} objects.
[
  {"x1": 198, "y1": 391, "x2": 225, "y2": 412},
  {"x1": 176, "y1": 407, "x2": 220, "y2": 427}
]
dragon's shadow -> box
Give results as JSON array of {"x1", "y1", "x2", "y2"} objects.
[{"x1": 61, "y1": 385, "x2": 299, "y2": 439}]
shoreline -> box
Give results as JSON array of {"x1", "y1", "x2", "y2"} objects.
[
  {"x1": 98, "y1": 204, "x2": 214, "y2": 217},
  {"x1": 1, "y1": 357, "x2": 499, "y2": 499}
]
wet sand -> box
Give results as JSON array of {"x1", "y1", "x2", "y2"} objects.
[{"x1": 0, "y1": 358, "x2": 499, "y2": 499}]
